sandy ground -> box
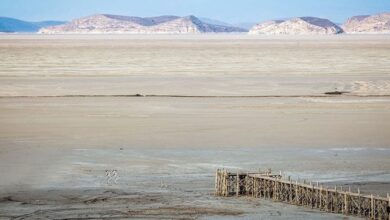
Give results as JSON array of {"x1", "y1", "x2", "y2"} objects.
[{"x1": 0, "y1": 35, "x2": 389, "y2": 219}]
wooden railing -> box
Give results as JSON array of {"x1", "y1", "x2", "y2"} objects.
[{"x1": 215, "y1": 169, "x2": 390, "y2": 219}]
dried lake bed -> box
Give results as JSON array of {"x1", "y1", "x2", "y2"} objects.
[{"x1": 0, "y1": 34, "x2": 389, "y2": 219}]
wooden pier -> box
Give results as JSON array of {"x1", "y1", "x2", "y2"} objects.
[{"x1": 215, "y1": 169, "x2": 390, "y2": 219}]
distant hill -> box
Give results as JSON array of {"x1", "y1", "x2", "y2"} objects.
[
  {"x1": 343, "y1": 12, "x2": 390, "y2": 33},
  {"x1": 0, "y1": 17, "x2": 39, "y2": 32},
  {"x1": 0, "y1": 17, "x2": 66, "y2": 33},
  {"x1": 249, "y1": 17, "x2": 343, "y2": 35},
  {"x1": 39, "y1": 14, "x2": 247, "y2": 34}
]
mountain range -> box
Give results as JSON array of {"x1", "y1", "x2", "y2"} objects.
[
  {"x1": 1, "y1": 12, "x2": 390, "y2": 34},
  {"x1": 39, "y1": 14, "x2": 247, "y2": 34},
  {"x1": 249, "y1": 12, "x2": 389, "y2": 35}
]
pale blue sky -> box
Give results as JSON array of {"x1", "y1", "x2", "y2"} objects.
[{"x1": 1, "y1": 0, "x2": 389, "y2": 23}]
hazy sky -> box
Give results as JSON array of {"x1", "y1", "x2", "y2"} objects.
[{"x1": 1, "y1": 0, "x2": 389, "y2": 23}]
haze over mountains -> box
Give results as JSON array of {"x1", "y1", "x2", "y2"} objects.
[
  {"x1": 0, "y1": 17, "x2": 65, "y2": 33},
  {"x1": 1, "y1": 12, "x2": 389, "y2": 34}
]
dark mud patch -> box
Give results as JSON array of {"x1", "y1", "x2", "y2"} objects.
[
  {"x1": 1, "y1": 189, "x2": 242, "y2": 219},
  {"x1": 126, "y1": 206, "x2": 244, "y2": 218},
  {"x1": 324, "y1": 91, "x2": 350, "y2": 95},
  {"x1": 0, "y1": 196, "x2": 19, "y2": 203}
]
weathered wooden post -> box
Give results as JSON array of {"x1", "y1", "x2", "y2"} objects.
[
  {"x1": 311, "y1": 184, "x2": 314, "y2": 209},
  {"x1": 215, "y1": 169, "x2": 219, "y2": 196},
  {"x1": 358, "y1": 187, "x2": 362, "y2": 217},
  {"x1": 224, "y1": 170, "x2": 229, "y2": 196},
  {"x1": 295, "y1": 181, "x2": 299, "y2": 205},
  {"x1": 371, "y1": 194, "x2": 374, "y2": 219},
  {"x1": 320, "y1": 186, "x2": 323, "y2": 210},
  {"x1": 218, "y1": 169, "x2": 221, "y2": 196},
  {"x1": 388, "y1": 193, "x2": 390, "y2": 220},
  {"x1": 236, "y1": 172, "x2": 240, "y2": 197},
  {"x1": 344, "y1": 191, "x2": 349, "y2": 215},
  {"x1": 357, "y1": 197, "x2": 361, "y2": 217},
  {"x1": 219, "y1": 169, "x2": 221, "y2": 196},
  {"x1": 245, "y1": 173, "x2": 250, "y2": 196},
  {"x1": 226, "y1": 170, "x2": 229, "y2": 196},
  {"x1": 261, "y1": 178, "x2": 264, "y2": 199},
  {"x1": 273, "y1": 180, "x2": 277, "y2": 201},
  {"x1": 332, "y1": 186, "x2": 339, "y2": 213},
  {"x1": 221, "y1": 169, "x2": 224, "y2": 196},
  {"x1": 219, "y1": 169, "x2": 222, "y2": 196},
  {"x1": 221, "y1": 169, "x2": 225, "y2": 196},
  {"x1": 289, "y1": 180, "x2": 293, "y2": 203},
  {"x1": 267, "y1": 179, "x2": 270, "y2": 199},
  {"x1": 252, "y1": 177, "x2": 256, "y2": 198},
  {"x1": 326, "y1": 187, "x2": 329, "y2": 212}
]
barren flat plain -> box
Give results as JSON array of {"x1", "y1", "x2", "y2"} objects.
[{"x1": 0, "y1": 35, "x2": 389, "y2": 219}]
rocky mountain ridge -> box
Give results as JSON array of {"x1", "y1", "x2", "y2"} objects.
[
  {"x1": 39, "y1": 14, "x2": 247, "y2": 34},
  {"x1": 342, "y1": 12, "x2": 390, "y2": 33},
  {"x1": 249, "y1": 17, "x2": 343, "y2": 35}
]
